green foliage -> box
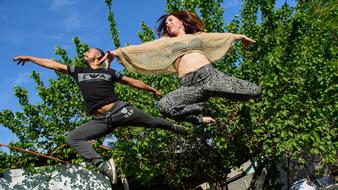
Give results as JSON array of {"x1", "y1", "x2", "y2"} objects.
[
  {"x1": 0, "y1": 37, "x2": 110, "y2": 173},
  {"x1": 165, "y1": 0, "x2": 225, "y2": 32},
  {"x1": 137, "y1": 21, "x2": 155, "y2": 42},
  {"x1": 105, "y1": 0, "x2": 120, "y2": 48},
  {"x1": 1, "y1": 0, "x2": 336, "y2": 189},
  {"x1": 108, "y1": 0, "x2": 337, "y2": 188}
]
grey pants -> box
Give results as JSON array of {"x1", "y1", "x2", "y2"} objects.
[
  {"x1": 158, "y1": 64, "x2": 261, "y2": 124},
  {"x1": 66, "y1": 101, "x2": 174, "y2": 165}
]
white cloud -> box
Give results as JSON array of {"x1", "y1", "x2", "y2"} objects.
[
  {"x1": 13, "y1": 72, "x2": 31, "y2": 87},
  {"x1": 0, "y1": 70, "x2": 53, "y2": 110},
  {"x1": 63, "y1": 13, "x2": 81, "y2": 31},
  {"x1": 51, "y1": 0, "x2": 74, "y2": 11},
  {"x1": 3, "y1": 72, "x2": 31, "y2": 89},
  {"x1": 50, "y1": 0, "x2": 81, "y2": 31},
  {"x1": 42, "y1": 33, "x2": 64, "y2": 41},
  {"x1": 0, "y1": 72, "x2": 31, "y2": 110}
]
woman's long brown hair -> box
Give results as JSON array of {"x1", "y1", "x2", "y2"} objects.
[{"x1": 156, "y1": 10, "x2": 205, "y2": 37}]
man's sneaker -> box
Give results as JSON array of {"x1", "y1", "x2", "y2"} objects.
[
  {"x1": 172, "y1": 124, "x2": 189, "y2": 136},
  {"x1": 98, "y1": 158, "x2": 117, "y2": 184}
]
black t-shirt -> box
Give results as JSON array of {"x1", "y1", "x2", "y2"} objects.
[{"x1": 67, "y1": 65, "x2": 123, "y2": 114}]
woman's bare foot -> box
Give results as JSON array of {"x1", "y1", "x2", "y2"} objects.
[{"x1": 201, "y1": 117, "x2": 216, "y2": 124}]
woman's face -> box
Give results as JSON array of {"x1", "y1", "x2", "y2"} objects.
[{"x1": 165, "y1": 15, "x2": 186, "y2": 37}]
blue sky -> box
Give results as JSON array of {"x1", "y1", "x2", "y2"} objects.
[{"x1": 0, "y1": 0, "x2": 294, "y2": 151}]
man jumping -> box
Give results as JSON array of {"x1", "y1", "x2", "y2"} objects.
[{"x1": 13, "y1": 48, "x2": 188, "y2": 185}]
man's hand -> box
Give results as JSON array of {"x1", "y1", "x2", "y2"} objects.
[
  {"x1": 234, "y1": 34, "x2": 256, "y2": 50},
  {"x1": 153, "y1": 89, "x2": 161, "y2": 96},
  {"x1": 13, "y1": 56, "x2": 31, "y2": 66},
  {"x1": 98, "y1": 50, "x2": 117, "y2": 70},
  {"x1": 13, "y1": 55, "x2": 68, "y2": 74}
]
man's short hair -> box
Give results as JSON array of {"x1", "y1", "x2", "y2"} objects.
[{"x1": 94, "y1": 48, "x2": 105, "y2": 60}]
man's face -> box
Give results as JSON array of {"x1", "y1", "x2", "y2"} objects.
[{"x1": 83, "y1": 48, "x2": 99, "y2": 65}]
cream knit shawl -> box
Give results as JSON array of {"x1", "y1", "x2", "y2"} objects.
[{"x1": 115, "y1": 32, "x2": 236, "y2": 75}]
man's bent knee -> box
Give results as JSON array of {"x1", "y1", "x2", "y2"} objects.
[{"x1": 66, "y1": 131, "x2": 76, "y2": 146}]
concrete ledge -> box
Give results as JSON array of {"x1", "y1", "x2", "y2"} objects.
[{"x1": 1, "y1": 164, "x2": 111, "y2": 190}]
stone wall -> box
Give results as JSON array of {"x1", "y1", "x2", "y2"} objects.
[{"x1": 0, "y1": 164, "x2": 111, "y2": 190}]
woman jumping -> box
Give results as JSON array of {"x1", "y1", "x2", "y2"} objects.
[{"x1": 103, "y1": 10, "x2": 261, "y2": 125}]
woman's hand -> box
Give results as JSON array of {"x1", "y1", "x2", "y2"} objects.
[{"x1": 234, "y1": 34, "x2": 256, "y2": 50}]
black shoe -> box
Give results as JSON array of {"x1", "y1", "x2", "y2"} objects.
[
  {"x1": 172, "y1": 124, "x2": 188, "y2": 136},
  {"x1": 98, "y1": 158, "x2": 117, "y2": 184}
]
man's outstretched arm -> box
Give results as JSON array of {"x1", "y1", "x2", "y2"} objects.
[
  {"x1": 13, "y1": 56, "x2": 68, "y2": 74},
  {"x1": 119, "y1": 76, "x2": 160, "y2": 96}
]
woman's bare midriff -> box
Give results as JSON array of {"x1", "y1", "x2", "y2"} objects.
[{"x1": 175, "y1": 52, "x2": 211, "y2": 78}]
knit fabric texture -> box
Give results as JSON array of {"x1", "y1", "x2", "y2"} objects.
[{"x1": 115, "y1": 32, "x2": 236, "y2": 75}]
